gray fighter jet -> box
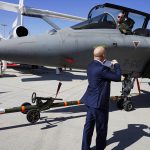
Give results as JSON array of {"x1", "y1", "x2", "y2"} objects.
[{"x1": 0, "y1": 2, "x2": 149, "y2": 111}]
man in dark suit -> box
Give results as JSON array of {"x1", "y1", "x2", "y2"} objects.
[{"x1": 81, "y1": 46, "x2": 121, "y2": 150}]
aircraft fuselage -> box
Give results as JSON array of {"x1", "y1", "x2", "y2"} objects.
[{"x1": 0, "y1": 28, "x2": 150, "y2": 78}]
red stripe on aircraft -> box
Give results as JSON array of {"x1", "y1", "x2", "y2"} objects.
[
  {"x1": 64, "y1": 58, "x2": 75, "y2": 64},
  {"x1": 7, "y1": 64, "x2": 19, "y2": 67}
]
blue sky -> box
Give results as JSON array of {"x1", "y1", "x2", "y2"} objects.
[{"x1": 0, "y1": 0, "x2": 149, "y2": 37}]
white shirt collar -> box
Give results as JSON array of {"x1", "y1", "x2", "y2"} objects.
[{"x1": 95, "y1": 59, "x2": 106, "y2": 64}]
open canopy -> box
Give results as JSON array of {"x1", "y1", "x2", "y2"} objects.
[
  {"x1": 88, "y1": 3, "x2": 150, "y2": 30},
  {"x1": 88, "y1": 3, "x2": 150, "y2": 20},
  {"x1": 72, "y1": 3, "x2": 150, "y2": 36}
]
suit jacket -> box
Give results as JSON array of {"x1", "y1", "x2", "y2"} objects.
[{"x1": 81, "y1": 60, "x2": 121, "y2": 110}]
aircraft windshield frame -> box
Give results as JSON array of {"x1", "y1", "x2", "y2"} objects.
[
  {"x1": 88, "y1": 6, "x2": 120, "y2": 20},
  {"x1": 71, "y1": 12, "x2": 117, "y2": 30}
]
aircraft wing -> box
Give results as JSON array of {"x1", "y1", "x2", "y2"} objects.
[
  {"x1": 24, "y1": 7, "x2": 86, "y2": 22},
  {"x1": 0, "y1": 1, "x2": 18, "y2": 12},
  {"x1": 0, "y1": 1, "x2": 86, "y2": 22}
]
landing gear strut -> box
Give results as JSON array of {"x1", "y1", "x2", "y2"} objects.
[{"x1": 117, "y1": 75, "x2": 135, "y2": 111}]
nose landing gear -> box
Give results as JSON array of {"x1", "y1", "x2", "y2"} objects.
[{"x1": 116, "y1": 75, "x2": 135, "y2": 111}]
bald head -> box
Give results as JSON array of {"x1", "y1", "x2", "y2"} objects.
[{"x1": 93, "y1": 46, "x2": 106, "y2": 61}]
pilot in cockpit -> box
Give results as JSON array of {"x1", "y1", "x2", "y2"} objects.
[{"x1": 117, "y1": 12, "x2": 134, "y2": 35}]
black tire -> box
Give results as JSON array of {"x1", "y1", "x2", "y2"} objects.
[
  {"x1": 117, "y1": 99, "x2": 124, "y2": 110},
  {"x1": 21, "y1": 102, "x2": 31, "y2": 114},
  {"x1": 27, "y1": 109, "x2": 40, "y2": 123},
  {"x1": 123, "y1": 101, "x2": 134, "y2": 111}
]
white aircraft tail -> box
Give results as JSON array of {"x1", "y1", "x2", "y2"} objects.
[
  {"x1": 12, "y1": 0, "x2": 24, "y2": 29},
  {"x1": 0, "y1": 1, "x2": 18, "y2": 12}
]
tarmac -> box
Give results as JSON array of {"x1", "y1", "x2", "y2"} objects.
[{"x1": 0, "y1": 66, "x2": 150, "y2": 150}]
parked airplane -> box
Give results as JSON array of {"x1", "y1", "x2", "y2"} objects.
[
  {"x1": 0, "y1": 1, "x2": 149, "y2": 111},
  {"x1": 0, "y1": 0, "x2": 85, "y2": 73}
]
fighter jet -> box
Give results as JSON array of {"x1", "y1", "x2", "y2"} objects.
[{"x1": 0, "y1": 1, "x2": 149, "y2": 111}]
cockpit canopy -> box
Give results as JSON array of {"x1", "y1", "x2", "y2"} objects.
[
  {"x1": 72, "y1": 3, "x2": 150, "y2": 36},
  {"x1": 72, "y1": 12, "x2": 117, "y2": 30}
]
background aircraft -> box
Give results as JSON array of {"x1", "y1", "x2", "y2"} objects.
[
  {"x1": 0, "y1": 0, "x2": 86, "y2": 74},
  {"x1": 0, "y1": 1, "x2": 149, "y2": 111}
]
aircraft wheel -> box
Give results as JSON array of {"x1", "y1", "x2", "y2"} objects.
[
  {"x1": 123, "y1": 101, "x2": 134, "y2": 111},
  {"x1": 116, "y1": 99, "x2": 124, "y2": 109},
  {"x1": 27, "y1": 109, "x2": 40, "y2": 123},
  {"x1": 21, "y1": 102, "x2": 31, "y2": 114}
]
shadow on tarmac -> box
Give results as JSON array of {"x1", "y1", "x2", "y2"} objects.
[
  {"x1": 0, "y1": 114, "x2": 86, "y2": 131},
  {"x1": 13, "y1": 65, "x2": 50, "y2": 75},
  {"x1": 0, "y1": 92, "x2": 7, "y2": 94},
  {"x1": 109, "y1": 89, "x2": 150, "y2": 112},
  {"x1": 132, "y1": 90, "x2": 150, "y2": 109},
  {"x1": 91, "y1": 124, "x2": 150, "y2": 150},
  {"x1": 46, "y1": 90, "x2": 150, "y2": 114},
  {"x1": 13, "y1": 66, "x2": 87, "y2": 82},
  {"x1": 40, "y1": 114, "x2": 86, "y2": 130},
  {"x1": 0, "y1": 74, "x2": 17, "y2": 78},
  {"x1": 0, "y1": 91, "x2": 149, "y2": 131},
  {"x1": 21, "y1": 71, "x2": 87, "y2": 82}
]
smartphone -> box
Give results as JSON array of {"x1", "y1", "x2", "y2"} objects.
[{"x1": 103, "y1": 60, "x2": 113, "y2": 68}]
